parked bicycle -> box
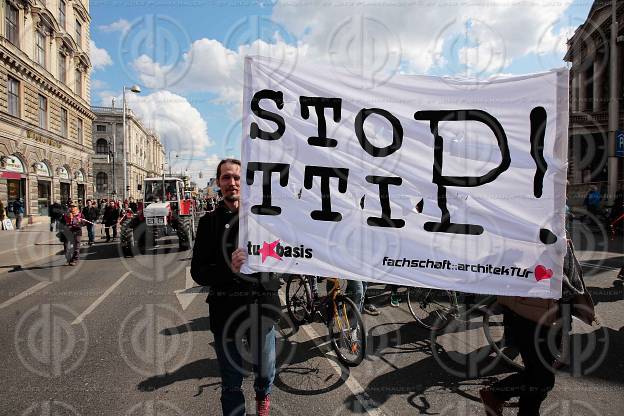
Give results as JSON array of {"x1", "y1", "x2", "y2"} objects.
[
  {"x1": 407, "y1": 287, "x2": 524, "y2": 370},
  {"x1": 285, "y1": 275, "x2": 367, "y2": 367}
]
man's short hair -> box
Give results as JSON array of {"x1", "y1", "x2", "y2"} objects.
[{"x1": 216, "y1": 158, "x2": 241, "y2": 179}]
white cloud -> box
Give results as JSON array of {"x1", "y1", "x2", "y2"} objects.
[
  {"x1": 99, "y1": 19, "x2": 131, "y2": 34},
  {"x1": 90, "y1": 40, "x2": 113, "y2": 70},
  {"x1": 91, "y1": 79, "x2": 108, "y2": 90},
  {"x1": 98, "y1": 91, "x2": 213, "y2": 167},
  {"x1": 131, "y1": 38, "x2": 301, "y2": 116},
  {"x1": 271, "y1": 0, "x2": 574, "y2": 75}
]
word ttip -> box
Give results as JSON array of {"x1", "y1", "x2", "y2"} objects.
[
  {"x1": 246, "y1": 90, "x2": 556, "y2": 245},
  {"x1": 381, "y1": 256, "x2": 548, "y2": 280},
  {"x1": 248, "y1": 240, "x2": 313, "y2": 263}
]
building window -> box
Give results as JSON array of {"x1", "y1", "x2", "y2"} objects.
[
  {"x1": 96, "y1": 124, "x2": 107, "y2": 132},
  {"x1": 60, "y1": 107, "x2": 68, "y2": 137},
  {"x1": 75, "y1": 20, "x2": 82, "y2": 48},
  {"x1": 96, "y1": 138, "x2": 109, "y2": 154},
  {"x1": 5, "y1": 2, "x2": 18, "y2": 46},
  {"x1": 77, "y1": 118, "x2": 83, "y2": 142},
  {"x1": 58, "y1": 52, "x2": 66, "y2": 83},
  {"x1": 38, "y1": 94, "x2": 47, "y2": 129},
  {"x1": 96, "y1": 172, "x2": 108, "y2": 193},
  {"x1": 75, "y1": 69, "x2": 82, "y2": 96},
  {"x1": 35, "y1": 31, "x2": 46, "y2": 67},
  {"x1": 59, "y1": 0, "x2": 66, "y2": 29},
  {"x1": 8, "y1": 77, "x2": 20, "y2": 117}
]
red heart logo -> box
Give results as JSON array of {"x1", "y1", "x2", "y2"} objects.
[{"x1": 534, "y1": 265, "x2": 553, "y2": 281}]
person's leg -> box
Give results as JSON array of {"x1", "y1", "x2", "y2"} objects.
[
  {"x1": 50, "y1": 218, "x2": 54, "y2": 232},
  {"x1": 213, "y1": 332, "x2": 246, "y2": 416},
  {"x1": 345, "y1": 280, "x2": 364, "y2": 312},
  {"x1": 88, "y1": 224, "x2": 95, "y2": 244},
  {"x1": 72, "y1": 234, "x2": 81, "y2": 262},
  {"x1": 253, "y1": 324, "x2": 276, "y2": 398},
  {"x1": 390, "y1": 285, "x2": 400, "y2": 307},
  {"x1": 112, "y1": 224, "x2": 117, "y2": 238},
  {"x1": 517, "y1": 319, "x2": 559, "y2": 415},
  {"x1": 105, "y1": 226, "x2": 110, "y2": 241}
]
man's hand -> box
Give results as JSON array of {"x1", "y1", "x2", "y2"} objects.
[{"x1": 231, "y1": 248, "x2": 247, "y2": 273}]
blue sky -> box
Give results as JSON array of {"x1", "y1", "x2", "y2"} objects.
[{"x1": 89, "y1": 0, "x2": 594, "y2": 185}]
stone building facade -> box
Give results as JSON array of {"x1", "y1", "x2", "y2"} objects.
[
  {"x1": 564, "y1": 0, "x2": 624, "y2": 202},
  {"x1": 0, "y1": 0, "x2": 94, "y2": 219},
  {"x1": 91, "y1": 106, "x2": 165, "y2": 201}
]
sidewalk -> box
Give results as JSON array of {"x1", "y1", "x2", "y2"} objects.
[{"x1": 0, "y1": 220, "x2": 62, "y2": 276}]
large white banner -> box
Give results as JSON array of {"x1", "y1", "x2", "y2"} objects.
[{"x1": 240, "y1": 56, "x2": 569, "y2": 299}]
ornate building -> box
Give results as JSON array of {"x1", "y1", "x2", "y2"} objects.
[
  {"x1": 564, "y1": 0, "x2": 624, "y2": 202},
  {"x1": 0, "y1": 0, "x2": 94, "y2": 219},
  {"x1": 91, "y1": 106, "x2": 165, "y2": 201}
]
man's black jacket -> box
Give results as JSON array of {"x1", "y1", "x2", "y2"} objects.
[{"x1": 190, "y1": 204, "x2": 280, "y2": 335}]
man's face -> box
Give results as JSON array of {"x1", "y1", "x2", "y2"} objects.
[{"x1": 218, "y1": 163, "x2": 241, "y2": 202}]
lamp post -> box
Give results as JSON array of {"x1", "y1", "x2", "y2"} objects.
[
  {"x1": 608, "y1": 0, "x2": 620, "y2": 201},
  {"x1": 122, "y1": 84, "x2": 141, "y2": 201}
]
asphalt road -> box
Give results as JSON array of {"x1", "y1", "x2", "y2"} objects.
[{"x1": 0, "y1": 221, "x2": 623, "y2": 415}]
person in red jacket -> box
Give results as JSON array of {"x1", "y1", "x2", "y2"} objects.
[{"x1": 63, "y1": 203, "x2": 85, "y2": 265}]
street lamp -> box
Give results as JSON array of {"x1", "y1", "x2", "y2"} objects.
[{"x1": 122, "y1": 84, "x2": 141, "y2": 201}]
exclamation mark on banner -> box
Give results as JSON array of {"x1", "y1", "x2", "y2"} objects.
[{"x1": 530, "y1": 106, "x2": 557, "y2": 245}]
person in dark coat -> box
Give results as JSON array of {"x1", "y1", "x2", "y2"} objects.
[
  {"x1": 102, "y1": 201, "x2": 120, "y2": 242},
  {"x1": 191, "y1": 159, "x2": 280, "y2": 416},
  {"x1": 81, "y1": 199, "x2": 99, "y2": 245},
  {"x1": 49, "y1": 201, "x2": 63, "y2": 232}
]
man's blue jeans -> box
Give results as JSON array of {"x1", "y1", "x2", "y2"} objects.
[
  {"x1": 213, "y1": 324, "x2": 276, "y2": 416},
  {"x1": 86, "y1": 224, "x2": 95, "y2": 243}
]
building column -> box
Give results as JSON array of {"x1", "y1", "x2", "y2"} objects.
[
  {"x1": 577, "y1": 65, "x2": 587, "y2": 111},
  {"x1": 571, "y1": 72, "x2": 579, "y2": 112},
  {"x1": 593, "y1": 55, "x2": 604, "y2": 112}
]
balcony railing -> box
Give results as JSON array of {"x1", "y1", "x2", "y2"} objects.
[{"x1": 91, "y1": 106, "x2": 135, "y2": 118}]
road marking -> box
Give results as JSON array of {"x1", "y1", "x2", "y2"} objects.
[
  {"x1": 0, "y1": 281, "x2": 53, "y2": 310},
  {"x1": 72, "y1": 271, "x2": 131, "y2": 325},
  {"x1": 580, "y1": 262, "x2": 620, "y2": 271},
  {"x1": 278, "y1": 290, "x2": 386, "y2": 416},
  {"x1": 174, "y1": 267, "x2": 209, "y2": 310}
]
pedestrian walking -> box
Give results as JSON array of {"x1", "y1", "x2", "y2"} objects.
[
  {"x1": 479, "y1": 235, "x2": 595, "y2": 416},
  {"x1": 102, "y1": 201, "x2": 120, "y2": 242},
  {"x1": 62, "y1": 203, "x2": 85, "y2": 266},
  {"x1": 0, "y1": 199, "x2": 6, "y2": 230},
  {"x1": 191, "y1": 159, "x2": 280, "y2": 416},
  {"x1": 13, "y1": 198, "x2": 24, "y2": 229},
  {"x1": 49, "y1": 200, "x2": 63, "y2": 232},
  {"x1": 82, "y1": 199, "x2": 98, "y2": 246}
]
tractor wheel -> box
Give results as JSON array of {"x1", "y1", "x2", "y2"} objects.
[
  {"x1": 177, "y1": 216, "x2": 192, "y2": 250},
  {"x1": 119, "y1": 221, "x2": 135, "y2": 257}
]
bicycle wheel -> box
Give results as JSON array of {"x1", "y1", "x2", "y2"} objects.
[
  {"x1": 285, "y1": 275, "x2": 314, "y2": 326},
  {"x1": 407, "y1": 287, "x2": 454, "y2": 330},
  {"x1": 328, "y1": 295, "x2": 366, "y2": 367},
  {"x1": 482, "y1": 305, "x2": 525, "y2": 370}
]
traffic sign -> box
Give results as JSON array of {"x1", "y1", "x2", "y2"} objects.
[{"x1": 617, "y1": 129, "x2": 624, "y2": 157}]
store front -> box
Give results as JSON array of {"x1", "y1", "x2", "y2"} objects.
[
  {"x1": 2, "y1": 155, "x2": 27, "y2": 217},
  {"x1": 34, "y1": 162, "x2": 51, "y2": 216},
  {"x1": 58, "y1": 166, "x2": 71, "y2": 206}
]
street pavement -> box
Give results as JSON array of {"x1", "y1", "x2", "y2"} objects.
[{"x1": 0, "y1": 218, "x2": 622, "y2": 415}]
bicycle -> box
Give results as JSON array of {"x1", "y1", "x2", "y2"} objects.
[
  {"x1": 285, "y1": 275, "x2": 367, "y2": 367},
  {"x1": 407, "y1": 287, "x2": 524, "y2": 370}
]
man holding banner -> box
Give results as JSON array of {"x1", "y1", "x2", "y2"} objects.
[{"x1": 191, "y1": 158, "x2": 279, "y2": 416}]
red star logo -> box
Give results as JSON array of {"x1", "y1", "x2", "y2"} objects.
[{"x1": 258, "y1": 240, "x2": 282, "y2": 263}]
